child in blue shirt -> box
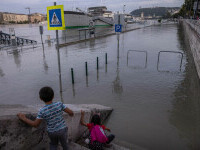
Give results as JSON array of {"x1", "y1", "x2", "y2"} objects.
[{"x1": 17, "y1": 86, "x2": 74, "y2": 150}]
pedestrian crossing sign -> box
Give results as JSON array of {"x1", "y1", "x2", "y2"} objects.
[{"x1": 47, "y1": 5, "x2": 65, "y2": 30}]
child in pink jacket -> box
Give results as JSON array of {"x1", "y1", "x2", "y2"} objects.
[{"x1": 80, "y1": 111, "x2": 115, "y2": 150}]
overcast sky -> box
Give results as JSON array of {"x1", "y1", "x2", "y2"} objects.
[{"x1": 0, "y1": 0, "x2": 184, "y2": 14}]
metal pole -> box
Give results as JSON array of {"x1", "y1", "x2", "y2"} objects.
[
  {"x1": 97, "y1": 57, "x2": 99, "y2": 70},
  {"x1": 118, "y1": 11, "x2": 120, "y2": 24},
  {"x1": 54, "y1": 2, "x2": 63, "y2": 93},
  {"x1": 41, "y1": 34, "x2": 44, "y2": 52},
  {"x1": 85, "y1": 62, "x2": 88, "y2": 76},
  {"x1": 197, "y1": 0, "x2": 199, "y2": 18},
  {"x1": 189, "y1": 0, "x2": 193, "y2": 18},
  {"x1": 117, "y1": 11, "x2": 121, "y2": 33},
  {"x1": 71, "y1": 68, "x2": 75, "y2": 84},
  {"x1": 117, "y1": 35, "x2": 120, "y2": 60},
  {"x1": 123, "y1": 5, "x2": 126, "y2": 14},
  {"x1": 194, "y1": 0, "x2": 199, "y2": 18},
  {"x1": 105, "y1": 53, "x2": 107, "y2": 64}
]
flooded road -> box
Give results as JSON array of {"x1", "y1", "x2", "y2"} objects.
[{"x1": 0, "y1": 23, "x2": 200, "y2": 150}]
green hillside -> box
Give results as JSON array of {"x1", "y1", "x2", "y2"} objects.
[{"x1": 130, "y1": 7, "x2": 180, "y2": 17}]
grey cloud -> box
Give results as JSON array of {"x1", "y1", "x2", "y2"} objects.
[{"x1": 0, "y1": 0, "x2": 184, "y2": 14}]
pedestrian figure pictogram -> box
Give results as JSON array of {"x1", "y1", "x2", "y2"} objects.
[{"x1": 51, "y1": 12, "x2": 61, "y2": 25}]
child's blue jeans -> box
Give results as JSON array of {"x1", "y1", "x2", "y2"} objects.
[{"x1": 48, "y1": 127, "x2": 68, "y2": 150}]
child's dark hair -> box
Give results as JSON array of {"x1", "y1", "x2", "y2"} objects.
[
  {"x1": 39, "y1": 86, "x2": 54, "y2": 102},
  {"x1": 91, "y1": 114, "x2": 101, "y2": 125}
]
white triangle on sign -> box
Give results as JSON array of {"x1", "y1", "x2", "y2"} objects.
[{"x1": 51, "y1": 12, "x2": 61, "y2": 25}]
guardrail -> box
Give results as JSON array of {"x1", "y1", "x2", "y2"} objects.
[
  {"x1": 157, "y1": 51, "x2": 183, "y2": 72},
  {"x1": 127, "y1": 50, "x2": 148, "y2": 69},
  {"x1": 0, "y1": 31, "x2": 37, "y2": 46}
]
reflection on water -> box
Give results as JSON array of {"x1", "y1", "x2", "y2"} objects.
[
  {"x1": 86, "y1": 76, "x2": 89, "y2": 87},
  {"x1": 0, "y1": 67, "x2": 5, "y2": 77},
  {"x1": 72, "y1": 84, "x2": 76, "y2": 97},
  {"x1": 169, "y1": 23, "x2": 200, "y2": 150},
  {"x1": 112, "y1": 35, "x2": 123, "y2": 95},
  {"x1": 13, "y1": 50, "x2": 21, "y2": 68},
  {"x1": 43, "y1": 57, "x2": 49, "y2": 74},
  {"x1": 97, "y1": 70, "x2": 99, "y2": 81}
]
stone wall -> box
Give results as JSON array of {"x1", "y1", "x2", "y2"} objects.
[
  {"x1": 182, "y1": 20, "x2": 200, "y2": 79},
  {"x1": 0, "y1": 104, "x2": 113, "y2": 150}
]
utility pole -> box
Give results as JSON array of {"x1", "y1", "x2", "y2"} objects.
[
  {"x1": 54, "y1": 2, "x2": 63, "y2": 95},
  {"x1": 189, "y1": 0, "x2": 193, "y2": 18},
  {"x1": 194, "y1": 0, "x2": 199, "y2": 19},
  {"x1": 123, "y1": 5, "x2": 126, "y2": 14},
  {"x1": 25, "y1": 7, "x2": 31, "y2": 23}
]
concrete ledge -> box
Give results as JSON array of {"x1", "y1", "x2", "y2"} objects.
[
  {"x1": 0, "y1": 104, "x2": 113, "y2": 150},
  {"x1": 58, "y1": 27, "x2": 142, "y2": 48},
  {"x1": 182, "y1": 20, "x2": 200, "y2": 79}
]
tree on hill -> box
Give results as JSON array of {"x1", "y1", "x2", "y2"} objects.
[
  {"x1": 177, "y1": 0, "x2": 196, "y2": 17},
  {"x1": 130, "y1": 7, "x2": 180, "y2": 18}
]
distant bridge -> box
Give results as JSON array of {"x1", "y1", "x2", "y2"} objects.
[{"x1": 0, "y1": 31, "x2": 37, "y2": 46}]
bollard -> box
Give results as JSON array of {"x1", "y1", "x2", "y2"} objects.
[
  {"x1": 105, "y1": 53, "x2": 107, "y2": 64},
  {"x1": 85, "y1": 62, "x2": 88, "y2": 76},
  {"x1": 97, "y1": 57, "x2": 99, "y2": 70},
  {"x1": 71, "y1": 68, "x2": 74, "y2": 84}
]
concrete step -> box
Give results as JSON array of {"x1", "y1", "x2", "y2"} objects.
[
  {"x1": 69, "y1": 142, "x2": 90, "y2": 150},
  {"x1": 112, "y1": 140, "x2": 147, "y2": 150},
  {"x1": 104, "y1": 143, "x2": 130, "y2": 150},
  {"x1": 70, "y1": 142, "x2": 130, "y2": 150},
  {"x1": 76, "y1": 135, "x2": 146, "y2": 150}
]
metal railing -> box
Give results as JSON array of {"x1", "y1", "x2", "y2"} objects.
[
  {"x1": 157, "y1": 51, "x2": 183, "y2": 72},
  {"x1": 127, "y1": 50, "x2": 148, "y2": 69},
  {"x1": 0, "y1": 31, "x2": 37, "y2": 46}
]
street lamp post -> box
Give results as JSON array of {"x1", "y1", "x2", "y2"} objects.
[
  {"x1": 123, "y1": 5, "x2": 126, "y2": 14},
  {"x1": 194, "y1": 0, "x2": 199, "y2": 19},
  {"x1": 25, "y1": 7, "x2": 31, "y2": 23}
]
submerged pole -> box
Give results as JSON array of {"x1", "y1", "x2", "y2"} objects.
[
  {"x1": 85, "y1": 62, "x2": 88, "y2": 76},
  {"x1": 105, "y1": 53, "x2": 107, "y2": 64},
  {"x1": 71, "y1": 68, "x2": 74, "y2": 84},
  {"x1": 97, "y1": 57, "x2": 99, "y2": 70}
]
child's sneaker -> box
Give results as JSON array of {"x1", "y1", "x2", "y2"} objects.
[{"x1": 84, "y1": 138, "x2": 90, "y2": 144}]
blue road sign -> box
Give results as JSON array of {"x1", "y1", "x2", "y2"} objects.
[
  {"x1": 49, "y1": 9, "x2": 62, "y2": 28},
  {"x1": 47, "y1": 5, "x2": 65, "y2": 30},
  {"x1": 115, "y1": 24, "x2": 122, "y2": 32}
]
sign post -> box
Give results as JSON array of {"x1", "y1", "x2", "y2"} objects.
[
  {"x1": 39, "y1": 26, "x2": 44, "y2": 53},
  {"x1": 194, "y1": 0, "x2": 200, "y2": 18},
  {"x1": 9, "y1": 28, "x2": 16, "y2": 46},
  {"x1": 47, "y1": 3, "x2": 65, "y2": 97}
]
